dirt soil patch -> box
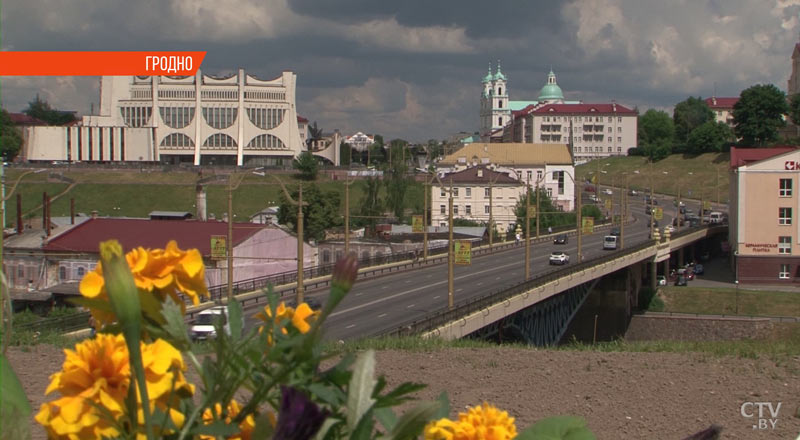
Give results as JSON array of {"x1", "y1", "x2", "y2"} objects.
[{"x1": 8, "y1": 345, "x2": 800, "y2": 439}]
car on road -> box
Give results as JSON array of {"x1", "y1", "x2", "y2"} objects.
[
  {"x1": 693, "y1": 263, "x2": 704, "y2": 275},
  {"x1": 602, "y1": 188, "x2": 613, "y2": 195},
  {"x1": 629, "y1": 189, "x2": 638, "y2": 196},
  {"x1": 674, "y1": 275, "x2": 688, "y2": 286},
  {"x1": 603, "y1": 235, "x2": 618, "y2": 250},
  {"x1": 553, "y1": 234, "x2": 568, "y2": 245},
  {"x1": 588, "y1": 194, "x2": 600, "y2": 203},
  {"x1": 610, "y1": 227, "x2": 621, "y2": 237},
  {"x1": 287, "y1": 297, "x2": 323, "y2": 311},
  {"x1": 549, "y1": 251, "x2": 570, "y2": 265},
  {"x1": 657, "y1": 275, "x2": 667, "y2": 286},
  {"x1": 663, "y1": 225, "x2": 675, "y2": 234},
  {"x1": 190, "y1": 306, "x2": 234, "y2": 341}
]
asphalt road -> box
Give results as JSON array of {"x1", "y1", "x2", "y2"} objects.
[{"x1": 243, "y1": 192, "x2": 704, "y2": 341}]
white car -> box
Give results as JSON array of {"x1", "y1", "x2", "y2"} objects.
[
  {"x1": 190, "y1": 306, "x2": 232, "y2": 340},
  {"x1": 663, "y1": 225, "x2": 675, "y2": 234},
  {"x1": 549, "y1": 251, "x2": 570, "y2": 265},
  {"x1": 602, "y1": 189, "x2": 613, "y2": 195}
]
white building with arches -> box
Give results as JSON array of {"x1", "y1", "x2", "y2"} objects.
[{"x1": 21, "y1": 69, "x2": 313, "y2": 166}]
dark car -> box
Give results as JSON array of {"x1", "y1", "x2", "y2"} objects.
[
  {"x1": 610, "y1": 227, "x2": 621, "y2": 237},
  {"x1": 674, "y1": 275, "x2": 688, "y2": 286},
  {"x1": 553, "y1": 234, "x2": 568, "y2": 245},
  {"x1": 287, "y1": 297, "x2": 323, "y2": 311}
]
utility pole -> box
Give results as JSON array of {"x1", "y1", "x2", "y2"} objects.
[
  {"x1": 621, "y1": 175, "x2": 627, "y2": 249},
  {"x1": 488, "y1": 175, "x2": 494, "y2": 247},
  {"x1": 676, "y1": 182, "x2": 681, "y2": 230},
  {"x1": 716, "y1": 167, "x2": 720, "y2": 205},
  {"x1": 272, "y1": 176, "x2": 308, "y2": 304},
  {"x1": 650, "y1": 177, "x2": 655, "y2": 238},
  {"x1": 577, "y1": 184, "x2": 583, "y2": 262},
  {"x1": 448, "y1": 178, "x2": 454, "y2": 310},
  {"x1": 227, "y1": 177, "x2": 234, "y2": 300},
  {"x1": 423, "y1": 175, "x2": 429, "y2": 259},
  {"x1": 535, "y1": 178, "x2": 540, "y2": 239},
  {"x1": 344, "y1": 174, "x2": 352, "y2": 255},
  {"x1": 525, "y1": 176, "x2": 531, "y2": 280}
]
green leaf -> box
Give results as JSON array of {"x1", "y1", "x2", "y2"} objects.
[
  {"x1": 139, "y1": 288, "x2": 166, "y2": 325},
  {"x1": 191, "y1": 420, "x2": 241, "y2": 436},
  {"x1": 68, "y1": 296, "x2": 113, "y2": 314},
  {"x1": 160, "y1": 300, "x2": 190, "y2": 348},
  {"x1": 308, "y1": 383, "x2": 345, "y2": 407},
  {"x1": 374, "y1": 381, "x2": 427, "y2": 408},
  {"x1": 346, "y1": 350, "x2": 377, "y2": 429},
  {"x1": 431, "y1": 391, "x2": 450, "y2": 420},
  {"x1": 313, "y1": 417, "x2": 339, "y2": 440},
  {"x1": 385, "y1": 400, "x2": 441, "y2": 440},
  {"x1": 516, "y1": 416, "x2": 596, "y2": 440},
  {"x1": 227, "y1": 299, "x2": 243, "y2": 340},
  {"x1": 350, "y1": 408, "x2": 375, "y2": 440},
  {"x1": 0, "y1": 354, "x2": 31, "y2": 440},
  {"x1": 374, "y1": 407, "x2": 398, "y2": 433}
]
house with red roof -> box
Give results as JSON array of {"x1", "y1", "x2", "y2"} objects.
[
  {"x1": 729, "y1": 146, "x2": 800, "y2": 284},
  {"x1": 704, "y1": 96, "x2": 738, "y2": 129},
  {"x1": 4, "y1": 218, "x2": 317, "y2": 301}
]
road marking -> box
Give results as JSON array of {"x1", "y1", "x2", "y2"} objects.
[
  {"x1": 345, "y1": 324, "x2": 356, "y2": 329},
  {"x1": 405, "y1": 280, "x2": 411, "y2": 283},
  {"x1": 407, "y1": 304, "x2": 415, "y2": 309},
  {"x1": 433, "y1": 295, "x2": 440, "y2": 299},
  {"x1": 496, "y1": 277, "x2": 501, "y2": 280},
  {"x1": 477, "y1": 282, "x2": 483, "y2": 286},
  {"x1": 456, "y1": 288, "x2": 463, "y2": 292},
  {"x1": 355, "y1": 292, "x2": 363, "y2": 296},
  {"x1": 378, "y1": 313, "x2": 387, "y2": 318},
  {"x1": 382, "y1": 286, "x2": 388, "y2": 289}
]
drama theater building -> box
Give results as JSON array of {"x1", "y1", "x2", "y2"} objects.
[
  {"x1": 21, "y1": 69, "x2": 309, "y2": 166},
  {"x1": 730, "y1": 146, "x2": 800, "y2": 283}
]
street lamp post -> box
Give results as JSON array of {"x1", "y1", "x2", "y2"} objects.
[{"x1": 525, "y1": 176, "x2": 531, "y2": 280}]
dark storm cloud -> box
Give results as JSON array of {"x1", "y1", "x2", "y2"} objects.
[{"x1": 2, "y1": 0, "x2": 800, "y2": 141}]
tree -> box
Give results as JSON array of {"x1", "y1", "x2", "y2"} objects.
[
  {"x1": 385, "y1": 139, "x2": 410, "y2": 220},
  {"x1": 733, "y1": 84, "x2": 789, "y2": 146},
  {"x1": 355, "y1": 177, "x2": 384, "y2": 235},
  {"x1": 305, "y1": 121, "x2": 323, "y2": 150},
  {"x1": 673, "y1": 97, "x2": 713, "y2": 152},
  {"x1": 276, "y1": 184, "x2": 341, "y2": 242},
  {"x1": 0, "y1": 110, "x2": 22, "y2": 160},
  {"x1": 23, "y1": 95, "x2": 76, "y2": 126},
  {"x1": 686, "y1": 121, "x2": 733, "y2": 154},
  {"x1": 340, "y1": 142, "x2": 352, "y2": 166},
  {"x1": 293, "y1": 151, "x2": 319, "y2": 180},
  {"x1": 638, "y1": 109, "x2": 674, "y2": 161}
]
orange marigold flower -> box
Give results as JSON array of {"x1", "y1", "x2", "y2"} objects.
[
  {"x1": 253, "y1": 301, "x2": 319, "y2": 343},
  {"x1": 35, "y1": 334, "x2": 194, "y2": 439},
  {"x1": 424, "y1": 402, "x2": 516, "y2": 440},
  {"x1": 80, "y1": 240, "x2": 209, "y2": 325},
  {"x1": 200, "y1": 399, "x2": 259, "y2": 440}
]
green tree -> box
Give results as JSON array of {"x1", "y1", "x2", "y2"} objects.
[
  {"x1": 638, "y1": 109, "x2": 674, "y2": 161},
  {"x1": 23, "y1": 95, "x2": 76, "y2": 125},
  {"x1": 0, "y1": 109, "x2": 22, "y2": 160},
  {"x1": 673, "y1": 97, "x2": 713, "y2": 151},
  {"x1": 686, "y1": 121, "x2": 733, "y2": 154},
  {"x1": 276, "y1": 184, "x2": 341, "y2": 242},
  {"x1": 340, "y1": 142, "x2": 352, "y2": 166},
  {"x1": 293, "y1": 151, "x2": 319, "y2": 180},
  {"x1": 355, "y1": 177, "x2": 384, "y2": 234},
  {"x1": 733, "y1": 84, "x2": 789, "y2": 146},
  {"x1": 385, "y1": 140, "x2": 410, "y2": 220}
]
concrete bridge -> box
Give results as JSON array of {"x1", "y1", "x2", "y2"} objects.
[{"x1": 382, "y1": 225, "x2": 728, "y2": 346}]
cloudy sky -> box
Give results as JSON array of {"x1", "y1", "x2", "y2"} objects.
[{"x1": 2, "y1": 0, "x2": 800, "y2": 142}]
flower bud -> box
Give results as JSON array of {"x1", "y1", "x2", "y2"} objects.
[
  {"x1": 332, "y1": 252, "x2": 359, "y2": 292},
  {"x1": 99, "y1": 240, "x2": 141, "y2": 338}
]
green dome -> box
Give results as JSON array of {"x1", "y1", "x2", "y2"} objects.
[
  {"x1": 538, "y1": 70, "x2": 564, "y2": 101},
  {"x1": 482, "y1": 66, "x2": 493, "y2": 83},
  {"x1": 493, "y1": 61, "x2": 506, "y2": 81}
]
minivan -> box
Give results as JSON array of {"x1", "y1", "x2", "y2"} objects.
[
  {"x1": 190, "y1": 306, "x2": 233, "y2": 340},
  {"x1": 603, "y1": 235, "x2": 618, "y2": 250},
  {"x1": 709, "y1": 211, "x2": 724, "y2": 224}
]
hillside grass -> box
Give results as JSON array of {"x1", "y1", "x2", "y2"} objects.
[
  {"x1": 657, "y1": 286, "x2": 800, "y2": 317},
  {"x1": 576, "y1": 153, "x2": 730, "y2": 203},
  {"x1": 2, "y1": 168, "x2": 422, "y2": 228}
]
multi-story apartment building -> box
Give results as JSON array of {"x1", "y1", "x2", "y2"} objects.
[
  {"x1": 431, "y1": 165, "x2": 523, "y2": 233},
  {"x1": 20, "y1": 69, "x2": 328, "y2": 166},
  {"x1": 729, "y1": 146, "x2": 800, "y2": 284},
  {"x1": 437, "y1": 143, "x2": 575, "y2": 212}
]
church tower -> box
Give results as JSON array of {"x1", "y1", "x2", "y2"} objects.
[
  {"x1": 480, "y1": 61, "x2": 511, "y2": 141},
  {"x1": 480, "y1": 63, "x2": 494, "y2": 140},
  {"x1": 790, "y1": 42, "x2": 800, "y2": 97}
]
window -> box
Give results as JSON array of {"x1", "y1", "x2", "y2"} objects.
[
  {"x1": 546, "y1": 188, "x2": 553, "y2": 197},
  {"x1": 485, "y1": 205, "x2": 490, "y2": 214},
  {"x1": 779, "y1": 236, "x2": 792, "y2": 254},
  {"x1": 498, "y1": 117, "x2": 502, "y2": 126},
  {"x1": 537, "y1": 170, "x2": 543, "y2": 181},
  {"x1": 618, "y1": 117, "x2": 622, "y2": 122},
  {"x1": 780, "y1": 264, "x2": 790, "y2": 279},
  {"x1": 608, "y1": 117, "x2": 612, "y2": 122},
  {"x1": 466, "y1": 205, "x2": 472, "y2": 215},
  {"x1": 498, "y1": 87, "x2": 502, "y2": 95},
  {"x1": 617, "y1": 126, "x2": 622, "y2": 132},
  {"x1": 441, "y1": 188, "x2": 446, "y2": 197},
  {"x1": 484, "y1": 188, "x2": 490, "y2": 198},
  {"x1": 440, "y1": 205, "x2": 446, "y2": 214},
  {"x1": 780, "y1": 207, "x2": 792, "y2": 225},
  {"x1": 59, "y1": 266, "x2": 67, "y2": 281},
  {"x1": 322, "y1": 249, "x2": 331, "y2": 264},
  {"x1": 527, "y1": 171, "x2": 533, "y2": 181},
  {"x1": 608, "y1": 137, "x2": 612, "y2": 142},
  {"x1": 617, "y1": 137, "x2": 622, "y2": 142},
  {"x1": 498, "y1": 100, "x2": 503, "y2": 108},
  {"x1": 454, "y1": 205, "x2": 459, "y2": 215},
  {"x1": 608, "y1": 127, "x2": 612, "y2": 133},
  {"x1": 466, "y1": 188, "x2": 471, "y2": 197},
  {"x1": 454, "y1": 188, "x2": 459, "y2": 197},
  {"x1": 780, "y1": 178, "x2": 792, "y2": 197},
  {"x1": 17, "y1": 264, "x2": 24, "y2": 280},
  {"x1": 76, "y1": 266, "x2": 86, "y2": 278}
]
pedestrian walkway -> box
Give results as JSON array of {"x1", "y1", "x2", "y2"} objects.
[{"x1": 691, "y1": 255, "x2": 800, "y2": 293}]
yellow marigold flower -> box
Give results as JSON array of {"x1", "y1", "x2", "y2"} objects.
[
  {"x1": 254, "y1": 301, "x2": 319, "y2": 339},
  {"x1": 424, "y1": 402, "x2": 516, "y2": 440},
  {"x1": 200, "y1": 399, "x2": 259, "y2": 440},
  {"x1": 35, "y1": 334, "x2": 194, "y2": 439},
  {"x1": 80, "y1": 240, "x2": 209, "y2": 325}
]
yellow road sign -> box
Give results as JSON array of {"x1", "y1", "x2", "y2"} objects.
[
  {"x1": 527, "y1": 206, "x2": 537, "y2": 217},
  {"x1": 454, "y1": 240, "x2": 472, "y2": 265},
  {"x1": 412, "y1": 215, "x2": 424, "y2": 233},
  {"x1": 654, "y1": 207, "x2": 663, "y2": 220},
  {"x1": 703, "y1": 201, "x2": 712, "y2": 210},
  {"x1": 604, "y1": 199, "x2": 612, "y2": 210},
  {"x1": 581, "y1": 217, "x2": 594, "y2": 235},
  {"x1": 211, "y1": 235, "x2": 227, "y2": 259}
]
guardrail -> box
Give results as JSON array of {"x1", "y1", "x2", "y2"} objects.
[{"x1": 375, "y1": 225, "x2": 721, "y2": 338}]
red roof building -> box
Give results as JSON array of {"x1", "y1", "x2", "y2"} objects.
[
  {"x1": 704, "y1": 97, "x2": 738, "y2": 128},
  {"x1": 729, "y1": 146, "x2": 797, "y2": 169}
]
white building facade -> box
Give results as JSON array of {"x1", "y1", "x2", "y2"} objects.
[
  {"x1": 344, "y1": 132, "x2": 375, "y2": 152},
  {"x1": 23, "y1": 69, "x2": 308, "y2": 166}
]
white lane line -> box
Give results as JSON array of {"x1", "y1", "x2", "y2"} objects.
[
  {"x1": 495, "y1": 276, "x2": 501, "y2": 280},
  {"x1": 345, "y1": 324, "x2": 356, "y2": 329},
  {"x1": 456, "y1": 288, "x2": 463, "y2": 292},
  {"x1": 433, "y1": 295, "x2": 440, "y2": 299},
  {"x1": 382, "y1": 285, "x2": 388, "y2": 289},
  {"x1": 355, "y1": 292, "x2": 363, "y2": 296},
  {"x1": 407, "y1": 304, "x2": 415, "y2": 309},
  {"x1": 378, "y1": 313, "x2": 387, "y2": 318},
  {"x1": 405, "y1": 280, "x2": 411, "y2": 283},
  {"x1": 477, "y1": 282, "x2": 483, "y2": 286}
]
